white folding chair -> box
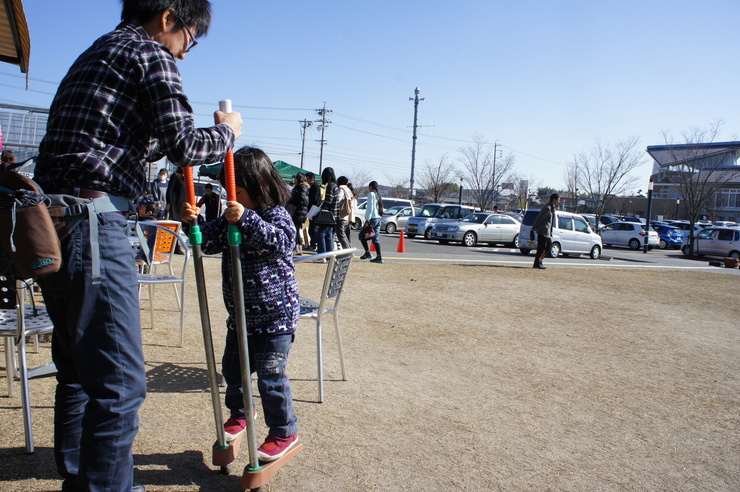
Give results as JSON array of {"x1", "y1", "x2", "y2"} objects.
[
  {"x1": 294, "y1": 248, "x2": 356, "y2": 402},
  {"x1": 136, "y1": 222, "x2": 190, "y2": 347},
  {"x1": 0, "y1": 274, "x2": 56, "y2": 453}
]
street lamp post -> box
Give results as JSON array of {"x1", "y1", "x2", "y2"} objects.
[
  {"x1": 643, "y1": 180, "x2": 654, "y2": 253},
  {"x1": 458, "y1": 177, "x2": 463, "y2": 206},
  {"x1": 675, "y1": 199, "x2": 680, "y2": 220}
]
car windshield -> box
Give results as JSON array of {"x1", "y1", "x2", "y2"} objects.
[
  {"x1": 416, "y1": 205, "x2": 440, "y2": 217},
  {"x1": 383, "y1": 206, "x2": 403, "y2": 216},
  {"x1": 461, "y1": 213, "x2": 487, "y2": 224}
]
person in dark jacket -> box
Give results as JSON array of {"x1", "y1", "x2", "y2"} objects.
[
  {"x1": 306, "y1": 172, "x2": 321, "y2": 250},
  {"x1": 287, "y1": 172, "x2": 309, "y2": 254},
  {"x1": 166, "y1": 167, "x2": 186, "y2": 221},
  {"x1": 531, "y1": 193, "x2": 560, "y2": 269}
]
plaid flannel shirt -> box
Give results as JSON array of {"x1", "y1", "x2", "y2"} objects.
[{"x1": 36, "y1": 22, "x2": 234, "y2": 199}]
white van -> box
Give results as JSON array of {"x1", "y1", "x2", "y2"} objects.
[{"x1": 517, "y1": 209, "x2": 602, "y2": 259}]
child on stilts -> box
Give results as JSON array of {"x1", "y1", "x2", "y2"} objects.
[{"x1": 182, "y1": 146, "x2": 299, "y2": 461}]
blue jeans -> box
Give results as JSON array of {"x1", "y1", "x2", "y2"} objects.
[
  {"x1": 222, "y1": 330, "x2": 298, "y2": 437},
  {"x1": 317, "y1": 224, "x2": 335, "y2": 254},
  {"x1": 39, "y1": 212, "x2": 146, "y2": 492}
]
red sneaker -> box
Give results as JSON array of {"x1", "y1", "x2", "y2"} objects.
[
  {"x1": 257, "y1": 434, "x2": 299, "y2": 462},
  {"x1": 223, "y1": 417, "x2": 246, "y2": 442}
]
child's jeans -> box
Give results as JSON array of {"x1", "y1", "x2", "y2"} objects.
[{"x1": 222, "y1": 329, "x2": 298, "y2": 437}]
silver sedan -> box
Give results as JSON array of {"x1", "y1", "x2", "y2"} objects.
[{"x1": 431, "y1": 212, "x2": 521, "y2": 247}]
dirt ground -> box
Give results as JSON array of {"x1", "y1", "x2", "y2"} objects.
[{"x1": 1, "y1": 256, "x2": 739, "y2": 491}]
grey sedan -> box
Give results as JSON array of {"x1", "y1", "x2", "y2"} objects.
[{"x1": 431, "y1": 212, "x2": 521, "y2": 247}]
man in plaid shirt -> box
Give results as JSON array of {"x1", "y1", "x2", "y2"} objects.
[{"x1": 34, "y1": 2, "x2": 241, "y2": 491}]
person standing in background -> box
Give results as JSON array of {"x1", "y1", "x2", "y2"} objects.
[
  {"x1": 336, "y1": 176, "x2": 353, "y2": 248},
  {"x1": 359, "y1": 180, "x2": 384, "y2": 263},
  {"x1": 1, "y1": 149, "x2": 15, "y2": 173},
  {"x1": 306, "y1": 172, "x2": 321, "y2": 250},
  {"x1": 196, "y1": 182, "x2": 223, "y2": 222},
  {"x1": 150, "y1": 167, "x2": 169, "y2": 217},
  {"x1": 286, "y1": 172, "x2": 309, "y2": 255},
  {"x1": 531, "y1": 193, "x2": 560, "y2": 269},
  {"x1": 166, "y1": 166, "x2": 186, "y2": 222}
]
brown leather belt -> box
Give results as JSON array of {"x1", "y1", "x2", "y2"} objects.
[{"x1": 52, "y1": 188, "x2": 111, "y2": 199}]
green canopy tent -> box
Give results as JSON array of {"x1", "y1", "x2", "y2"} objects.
[{"x1": 198, "y1": 160, "x2": 320, "y2": 184}]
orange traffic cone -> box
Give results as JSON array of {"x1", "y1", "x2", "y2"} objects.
[
  {"x1": 397, "y1": 231, "x2": 406, "y2": 253},
  {"x1": 370, "y1": 241, "x2": 376, "y2": 252}
]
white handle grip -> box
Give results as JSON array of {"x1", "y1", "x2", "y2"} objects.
[{"x1": 219, "y1": 99, "x2": 232, "y2": 113}]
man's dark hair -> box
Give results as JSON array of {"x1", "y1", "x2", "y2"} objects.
[
  {"x1": 204, "y1": 183, "x2": 213, "y2": 190},
  {"x1": 550, "y1": 193, "x2": 560, "y2": 201},
  {"x1": 306, "y1": 172, "x2": 315, "y2": 182},
  {"x1": 121, "y1": 0, "x2": 212, "y2": 37}
]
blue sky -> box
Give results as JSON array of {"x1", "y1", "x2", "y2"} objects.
[{"x1": 2, "y1": 0, "x2": 739, "y2": 192}]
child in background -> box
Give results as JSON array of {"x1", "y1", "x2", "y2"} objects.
[{"x1": 181, "y1": 146, "x2": 300, "y2": 461}]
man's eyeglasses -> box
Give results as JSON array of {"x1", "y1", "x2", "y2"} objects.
[{"x1": 176, "y1": 16, "x2": 198, "y2": 53}]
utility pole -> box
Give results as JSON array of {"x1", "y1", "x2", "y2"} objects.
[
  {"x1": 315, "y1": 103, "x2": 332, "y2": 175},
  {"x1": 408, "y1": 87, "x2": 424, "y2": 200},
  {"x1": 299, "y1": 119, "x2": 313, "y2": 169},
  {"x1": 492, "y1": 141, "x2": 501, "y2": 209}
]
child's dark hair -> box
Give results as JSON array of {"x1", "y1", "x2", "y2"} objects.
[
  {"x1": 369, "y1": 180, "x2": 383, "y2": 211},
  {"x1": 337, "y1": 176, "x2": 348, "y2": 186},
  {"x1": 219, "y1": 146, "x2": 289, "y2": 209}
]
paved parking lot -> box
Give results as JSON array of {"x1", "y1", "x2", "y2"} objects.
[{"x1": 361, "y1": 232, "x2": 740, "y2": 273}]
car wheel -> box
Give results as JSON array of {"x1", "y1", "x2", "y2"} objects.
[
  {"x1": 510, "y1": 234, "x2": 519, "y2": 247},
  {"x1": 520, "y1": 248, "x2": 531, "y2": 255},
  {"x1": 424, "y1": 227, "x2": 433, "y2": 240},
  {"x1": 682, "y1": 245, "x2": 690, "y2": 256},
  {"x1": 437, "y1": 239, "x2": 449, "y2": 245},
  {"x1": 730, "y1": 251, "x2": 740, "y2": 260},
  {"x1": 462, "y1": 231, "x2": 477, "y2": 247},
  {"x1": 352, "y1": 218, "x2": 362, "y2": 230},
  {"x1": 406, "y1": 233, "x2": 416, "y2": 239},
  {"x1": 628, "y1": 238, "x2": 641, "y2": 250},
  {"x1": 590, "y1": 245, "x2": 601, "y2": 259},
  {"x1": 547, "y1": 242, "x2": 560, "y2": 258},
  {"x1": 385, "y1": 222, "x2": 396, "y2": 234},
  {"x1": 659, "y1": 239, "x2": 668, "y2": 249}
]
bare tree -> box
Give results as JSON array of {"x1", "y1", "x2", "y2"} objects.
[
  {"x1": 344, "y1": 168, "x2": 373, "y2": 193},
  {"x1": 573, "y1": 136, "x2": 644, "y2": 221},
  {"x1": 458, "y1": 134, "x2": 515, "y2": 210},
  {"x1": 417, "y1": 154, "x2": 456, "y2": 203},
  {"x1": 656, "y1": 121, "x2": 740, "y2": 255},
  {"x1": 383, "y1": 173, "x2": 409, "y2": 198}
]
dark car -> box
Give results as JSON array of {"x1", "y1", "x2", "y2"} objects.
[{"x1": 651, "y1": 224, "x2": 684, "y2": 249}]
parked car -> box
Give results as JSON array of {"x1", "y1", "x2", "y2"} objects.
[
  {"x1": 380, "y1": 205, "x2": 415, "y2": 234},
  {"x1": 502, "y1": 212, "x2": 523, "y2": 223},
  {"x1": 351, "y1": 197, "x2": 414, "y2": 230},
  {"x1": 580, "y1": 214, "x2": 621, "y2": 230},
  {"x1": 518, "y1": 209, "x2": 603, "y2": 259},
  {"x1": 599, "y1": 221, "x2": 659, "y2": 250},
  {"x1": 431, "y1": 212, "x2": 520, "y2": 247},
  {"x1": 616, "y1": 216, "x2": 646, "y2": 224},
  {"x1": 713, "y1": 221, "x2": 738, "y2": 228},
  {"x1": 663, "y1": 220, "x2": 705, "y2": 241},
  {"x1": 651, "y1": 224, "x2": 684, "y2": 249},
  {"x1": 405, "y1": 204, "x2": 476, "y2": 239},
  {"x1": 682, "y1": 227, "x2": 740, "y2": 259}
]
